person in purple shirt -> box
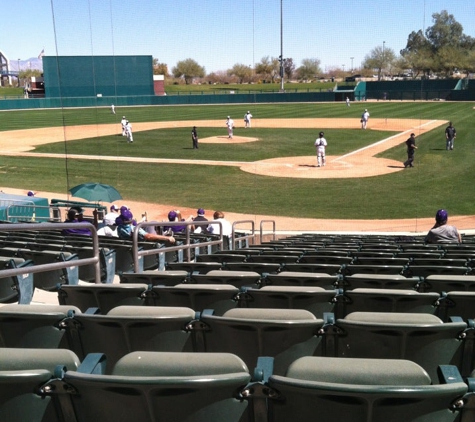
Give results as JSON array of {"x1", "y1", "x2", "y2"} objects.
[{"x1": 62, "y1": 208, "x2": 92, "y2": 236}]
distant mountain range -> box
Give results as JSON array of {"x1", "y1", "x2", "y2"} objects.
[{"x1": 9, "y1": 58, "x2": 43, "y2": 71}]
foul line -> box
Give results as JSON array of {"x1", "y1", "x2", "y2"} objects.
[{"x1": 333, "y1": 120, "x2": 440, "y2": 162}]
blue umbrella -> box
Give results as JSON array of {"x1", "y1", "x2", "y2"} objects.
[{"x1": 69, "y1": 183, "x2": 122, "y2": 203}]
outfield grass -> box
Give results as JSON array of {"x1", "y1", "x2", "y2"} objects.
[{"x1": 0, "y1": 102, "x2": 474, "y2": 220}]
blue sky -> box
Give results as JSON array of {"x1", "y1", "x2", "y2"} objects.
[{"x1": 2, "y1": 0, "x2": 474, "y2": 73}]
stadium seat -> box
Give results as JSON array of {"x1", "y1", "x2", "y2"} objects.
[
  {"x1": 195, "y1": 308, "x2": 324, "y2": 375},
  {"x1": 333, "y1": 288, "x2": 440, "y2": 319},
  {"x1": 190, "y1": 270, "x2": 262, "y2": 289},
  {"x1": 323, "y1": 311, "x2": 467, "y2": 381},
  {"x1": 0, "y1": 348, "x2": 81, "y2": 422},
  {"x1": 282, "y1": 263, "x2": 343, "y2": 275},
  {"x1": 17, "y1": 249, "x2": 79, "y2": 291},
  {"x1": 166, "y1": 261, "x2": 223, "y2": 274},
  {"x1": 416, "y1": 275, "x2": 475, "y2": 293},
  {"x1": 196, "y1": 253, "x2": 247, "y2": 263},
  {"x1": 266, "y1": 357, "x2": 468, "y2": 422},
  {"x1": 264, "y1": 271, "x2": 340, "y2": 290},
  {"x1": 56, "y1": 351, "x2": 252, "y2": 422},
  {"x1": 64, "y1": 306, "x2": 196, "y2": 373},
  {"x1": 0, "y1": 257, "x2": 34, "y2": 304},
  {"x1": 152, "y1": 284, "x2": 240, "y2": 315},
  {"x1": 341, "y1": 273, "x2": 420, "y2": 290},
  {"x1": 240, "y1": 286, "x2": 336, "y2": 318},
  {"x1": 119, "y1": 270, "x2": 189, "y2": 286},
  {"x1": 223, "y1": 262, "x2": 281, "y2": 275},
  {"x1": 0, "y1": 304, "x2": 81, "y2": 348},
  {"x1": 57, "y1": 283, "x2": 152, "y2": 313}
]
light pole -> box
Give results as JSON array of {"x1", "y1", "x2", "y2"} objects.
[
  {"x1": 17, "y1": 59, "x2": 20, "y2": 87},
  {"x1": 350, "y1": 57, "x2": 354, "y2": 72},
  {"x1": 279, "y1": 0, "x2": 284, "y2": 92},
  {"x1": 382, "y1": 41, "x2": 386, "y2": 79},
  {"x1": 342, "y1": 64, "x2": 345, "y2": 73}
]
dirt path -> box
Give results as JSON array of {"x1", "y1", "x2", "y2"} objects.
[{"x1": 2, "y1": 117, "x2": 474, "y2": 233}]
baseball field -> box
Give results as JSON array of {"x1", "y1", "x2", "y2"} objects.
[{"x1": 0, "y1": 101, "x2": 474, "y2": 232}]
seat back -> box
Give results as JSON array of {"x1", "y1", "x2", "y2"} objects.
[
  {"x1": 264, "y1": 271, "x2": 339, "y2": 290},
  {"x1": 336, "y1": 288, "x2": 440, "y2": 318},
  {"x1": 61, "y1": 351, "x2": 251, "y2": 422},
  {"x1": 331, "y1": 312, "x2": 466, "y2": 381},
  {"x1": 0, "y1": 304, "x2": 81, "y2": 348},
  {"x1": 119, "y1": 270, "x2": 188, "y2": 286},
  {"x1": 199, "y1": 308, "x2": 324, "y2": 374},
  {"x1": 68, "y1": 306, "x2": 196, "y2": 373},
  {"x1": 0, "y1": 348, "x2": 80, "y2": 422},
  {"x1": 267, "y1": 357, "x2": 467, "y2": 422},
  {"x1": 190, "y1": 270, "x2": 261, "y2": 289},
  {"x1": 242, "y1": 286, "x2": 336, "y2": 318},
  {"x1": 58, "y1": 283, "x2": 151, "y2": 313},
  {"x1": 153, "y1": 284, "x2": 240, "y2": 315}
]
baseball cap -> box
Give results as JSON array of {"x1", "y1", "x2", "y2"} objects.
[
  {"x1": 319, "y1": 131, "x2": 324, "y2": 136},
  {"x1": 120, "y1": 205, "x2": 129, "y2": 213},
  {"x1": 121, "y1": 209, "x2": 133, "y2": 223},
  {"x1": 27, "y1": 191, "x2": 35, "y2": 197},
  {"x1": 436, "y1": 209, "x2": 448, "y2": 223},
  {"x1": 227, "y1": 116, "x2": 230, "y2": 118},
  {"x1": 110, "y1": 205, "x2": 119, "y2": 211},
  {"x1": 197, "y1": 208, "x2": 205, "y2": 216},
  {"x1": 70, "y1": 206, "x2": 84, "y2": 214},
  {"x1": 168, "y1": 210, "x2": 177, "y2": 221}
]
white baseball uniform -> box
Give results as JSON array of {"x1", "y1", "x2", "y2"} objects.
[{"x1": 314, "y1": 136, "x2": 327, "y2": 167}]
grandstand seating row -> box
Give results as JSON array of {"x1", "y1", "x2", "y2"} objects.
[
  {"x1": 2, "y1": 304, "x2": 475, "y2": 380},
  {"x1": 3, "y1": 347, "x2": 475, "y2": 422},
  {"x1": 56, "y1": 282, "x2": 475, "y2": 321}
]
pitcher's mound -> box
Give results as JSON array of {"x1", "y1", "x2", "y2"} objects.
[{"x1": 200, "y1": 136, "x2": 258, "y2": 144}]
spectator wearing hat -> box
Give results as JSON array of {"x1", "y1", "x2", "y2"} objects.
[
  {"x1": 425, "y1": 209, "x2": 462, "y2": 244},
  {"x1": 117, "y1": 209, "x2": 175, "y2": 244},
  {"x1": 104, "y1": 205, "x2": 120, "y2": 226},
  {"x1": 62, "y1": 208, "x2": 93, "y2": 236},
  {"x1": 244, "y1": 111, "x2": 253, "y2": 128},
  {"x1": 193, "y1": 208, "x2": 210, "y2": 234},
  {"x1": 27, "y1": 191, "x2": 35, "y2": 197},
  {"x1": 163, "y1": 210, "x2": 189, "y2": 235},
  {"x1": 97, "y1": 213, "x2": 118, "y2": 237}
]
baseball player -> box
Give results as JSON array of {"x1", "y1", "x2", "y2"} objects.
[
  {"x1": 314, "y1": 131, "x2": 328, "y2": 167},
  {"x1": 244, "y1": 111, "x2": 253, "y2": 128},
  {"x1": 121, "y1": 116, "x2": 127, "y2": 136},
  {"x1": 125, "y1": 121, "x2": 133, "y2": 143},
  {"x1": 226, "y1": 116, "x2": 234, "y2": 138},
  {"x1": 361, "y1": 109, "x2": 370, "y2": 129},
  {"x1": 445, "y1": 121, "x2": 456, "y2": 150}
]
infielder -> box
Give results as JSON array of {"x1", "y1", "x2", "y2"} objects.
[
  {"x1": 314, "y1": 131, "x2": 327, "y2": 167},
  {"x1": 361, "y1": 109, "x2": 370, "y2": 129},
  {"x1": 226, "y1": 116, "x2": 234, "y2": 138},
  {"x1": 244, "y1": 111, "x2": 253, "y2": 128},
  {"x1": 125, "y1": 121, "x2": 133, "y2": 143},
  {"x1": 121, "y1": 116, "x2": 127, "y2": 136}
]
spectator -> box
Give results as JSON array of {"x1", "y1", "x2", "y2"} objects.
[
  {"x1": 104, "y1": 204, "x2": 120, "y2": 224},
  {"x1": 210, "y1": 211, "x2": 233, "y2": 236},
  {"x1": 62, "y1": 207, "x2": 92, "y2": 236},
  {"x1": 97, "y1": 214, "x2": 118, "y2": 237},
  {"x1": 425, "y1": 209, "x2": 462, "y2": 244},
  {"x1": 116, "y1": 209, "x2": 175, "y2": 244},
  {"x1": 193, "y1": 208, "x2": 210, "y2": 234},
  {"x1": 163, "y1": 210, "x2": 189, "y2": 235}
]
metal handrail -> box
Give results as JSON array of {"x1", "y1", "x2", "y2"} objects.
[
  {"x1": 132, "y1": 220, "x2": 224, "y2": 270},
  {"x1": 230, "y1": 220, "x2": 256, "y2": 250},
  {"x1": 259, "y1": 220, "x2": 276, "y2": 243},
  {"x1": 0, "y1": 222, "x2": 101, "y2": 283}
]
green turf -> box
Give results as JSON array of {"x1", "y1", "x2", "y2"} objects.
[{"x1": 0, "y1": 101, "x2": 474, "y2": 220}]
